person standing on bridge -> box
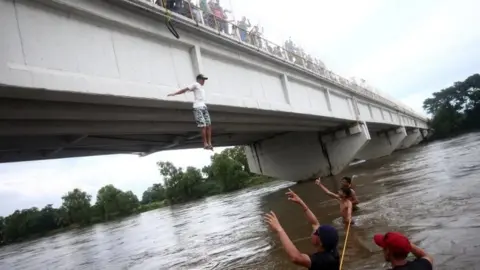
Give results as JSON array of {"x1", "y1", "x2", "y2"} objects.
[
  {"x1": 167, "y1": 74, "x2": 213, "y2": 150},
  {"x1": 265, "y1": 189, "x2": 340, "y2": 269}
]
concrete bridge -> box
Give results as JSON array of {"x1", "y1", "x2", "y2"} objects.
[{"x1": 0, "y1": 0, "x2": 428, "y2": 180}]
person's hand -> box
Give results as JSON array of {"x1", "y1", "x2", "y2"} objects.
[
  {"x1": 286, "y1": 188, "x2": 304, "y2": 205},
  {"x1": 167, "y1": 93, "x2": 174, "y2": 97},
  {"x1": 315, "y1": 177, "x2": 321, "y2": 186},
  {"x1": 264, "y1": 211, "x2": 283, "y2": 233}
]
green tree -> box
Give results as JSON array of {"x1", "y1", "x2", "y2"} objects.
[
  {"x1": 158, "y1": 161, "x2": 205, "y2": 203},
  {"x1": 96, "y1": 184, "x2": 122, "y2": 220},
  {"x1": 222, "y1": 146, "x2": 251, "y2": 173},
  {"x1": 2, "y1": 207, "x2": 43, "y2": 242},
  {"x1": 141, "y1": 184, "x2": 166, "y2": 204},
  {"x1": 204, "y1": 150, "x2": 250, "y2": 192},
  {"x1": 117, "y1": 191, "x2": 140, "y2": 215},
  {"x1": 0, "y1": 216, "x2": 4, "y2": 242},
  {"x1": 61, "y1": 188, "x2": 92, "y2": 225},
  {"x1": 95, "y1": 185, "x2": 140, "y2": 219},
  {"x1": 37, "y1": 204, "x2": 62, "y2": 231},
  {"x1": 423, "y1": 73, "x2": 480, "y2": 139}
]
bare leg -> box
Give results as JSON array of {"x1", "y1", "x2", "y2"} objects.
[
  {"x1": 206, "y1": 125, "x2": 212, "y2": 149},
  {"x1": 201, "y1": 127, "x2": 208, "y2": 148}
]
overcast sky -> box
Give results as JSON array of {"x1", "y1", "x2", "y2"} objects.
[{"x1": 1, "y1": 0, "x2": 479, "y2": 216}]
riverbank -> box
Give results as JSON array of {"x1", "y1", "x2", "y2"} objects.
[
  {"x1": 0, "y1": 174, "x2": 274, "y2": 248},
  {"x1": 420, "y1": 129, "x2": 480, "y2": 144},
  {"x1": 0, "y1": 146, "x2": 268, "y2": 246}
]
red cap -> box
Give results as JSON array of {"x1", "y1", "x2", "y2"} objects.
[{"x1": 373, "y1": 232, "x2": 412, "y2": 256}]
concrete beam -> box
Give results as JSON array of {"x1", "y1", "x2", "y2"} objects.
[
  {"x1": 0, "y1": 98, "x2": 344, "y2": 128},
  {"x1": 396, "y1": 128, "x2": 421, "y2": 150},
  {"x1": 356, "y1": 126, "x2": 407, "y2": 160},
  {"x1": 0, "y1": 149, "x2": 132, "y2": 164},
  {"x1": 246, "y1": 122, "x2": 371, "y2": 181},
  {"x1": 0, "y1": 120, "x2": 327, "y2": 136}
]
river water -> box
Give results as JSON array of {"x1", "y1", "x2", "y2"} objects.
[{"x1": 0, "y1": 132, "x2": 479, "y2": 270}]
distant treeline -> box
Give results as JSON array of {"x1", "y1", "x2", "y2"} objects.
[
  {"x1": 423, "y1": 74, "x2": 480, "y2": 140},
  {"x1": 0, "y1": 147, "x2": 273, "y2": 245}
]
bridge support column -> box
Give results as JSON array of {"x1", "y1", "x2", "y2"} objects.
[
  {"x1": 412, "y1": 130, "x2": 425, "y2": 145},
  {"x1": 245, "y1": 123, "x2": 370, "y2": 181},
  {"x1": 396, "y1": 128, "x2": 421, "y2": 150},
  {"x1": 356, "y1": 127, "x2": 407, "y2": 160},
  {"x1": 421, "y1": 129, "x2": 428, "y2": 139}
]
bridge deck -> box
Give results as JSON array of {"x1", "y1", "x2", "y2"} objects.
[{"x1": 0, "y1": 0, "x2": 427, "y2": 163}]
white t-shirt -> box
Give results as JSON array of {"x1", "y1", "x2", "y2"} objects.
[{"x1": 187, "y1": 82, "x2": 207, "y2": 108}]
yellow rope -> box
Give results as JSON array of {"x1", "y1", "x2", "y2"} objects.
[
  {"x1": 160, "y1": 0, "x2": 179, "y2": 38},
  {"x1": 339, "y1": 220, "x2": 351, "y2": 270},
  {"x1": 161, "y1": 0, "x2": 172, "y2": 21}
]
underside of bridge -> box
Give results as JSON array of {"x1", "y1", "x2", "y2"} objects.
[{"x1": 0, "y1": 85, "x2": 359, "y2": 163}]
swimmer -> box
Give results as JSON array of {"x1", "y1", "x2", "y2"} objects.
[
  {"x1": 340, "y1": 176, "x2": 360, "y2": 211},
  {"x1": 315, "y1": 178, "x2": 353, "y2": 227},
  {"x1": 264, "y1": 189, "x2": 340, "y2": 269}
]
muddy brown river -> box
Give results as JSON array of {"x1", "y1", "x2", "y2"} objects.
[{"x1": 0, "y1": 133, "x2": 479, "y2": 269}]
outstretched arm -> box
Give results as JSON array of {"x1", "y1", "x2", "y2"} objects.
[
  {"x1": 167, "y1": 87, "x2": 189, "y2": 97},
  {"x1": 301, "y1": 201, "x2": 321, "y2": 231},
  {"x1": 411, "y1": 244, "x2": 434, "y2": 265},
  {"x1": 315, "y1": 178, "x2": 340, "y2": 200},
  {"x1": 265, "y1": 211, "x2": 312, "y2": 268},
  {"x1": 286, "y1": 189, "x2": 319, "y2": 231}
]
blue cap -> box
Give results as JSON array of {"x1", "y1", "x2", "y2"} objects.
[{"x1": 314, "y1": 225, "x2": 339, "y2": 251}]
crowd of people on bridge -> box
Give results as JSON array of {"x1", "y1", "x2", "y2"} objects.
[{"x1": 154, "y1": 0, "x2": 326, "y2": 73}]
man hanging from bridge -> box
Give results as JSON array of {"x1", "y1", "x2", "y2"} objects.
[{"x1": 167, "y1": 74, "x2": 213, "y2": 150}]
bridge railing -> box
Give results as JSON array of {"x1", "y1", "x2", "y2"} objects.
[{"x1": 146, "y1": 0, "x2": 424, "y2": 120}]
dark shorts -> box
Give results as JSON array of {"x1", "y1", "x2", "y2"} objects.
[{"x1": 193, "y1": 106, "x2": 211, "y2": 127}]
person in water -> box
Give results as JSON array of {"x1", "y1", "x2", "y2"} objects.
[
  {"x1": 315, "y1": 178, "x2": 353, "y2": 226},
  {"x1": 373, "y1": 231, "x2": 433, "y2": 269},
  {"x1": 340, "y1": 176, "x2": 360, "y2": 211},
  {"x1": 264, "y1": 189, "x2": 340, "y2": 270}
]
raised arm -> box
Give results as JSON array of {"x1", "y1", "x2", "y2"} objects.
[
  {"x1": 167, "y1": 83, "x2": 197, "y2": 97},
  {"x1": 411, "y1": 244, "x2": 434, "y2": 265},
  {"x1": 286, "y1": 189, "x2": 319, "y2": 231},
  {"x1": 167, "y1": 87, "x2": 189, "y2": 97},
  {"x1": 265, "y1": 211, "x2": 312, "y2": 268},
  {"x1": 315, "y1": 178, "x2": 340, "y2": 200}
]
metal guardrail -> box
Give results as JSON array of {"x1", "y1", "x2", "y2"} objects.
[{"x1": 144, "y1": 0, "x2": 425, "y2": 121}]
